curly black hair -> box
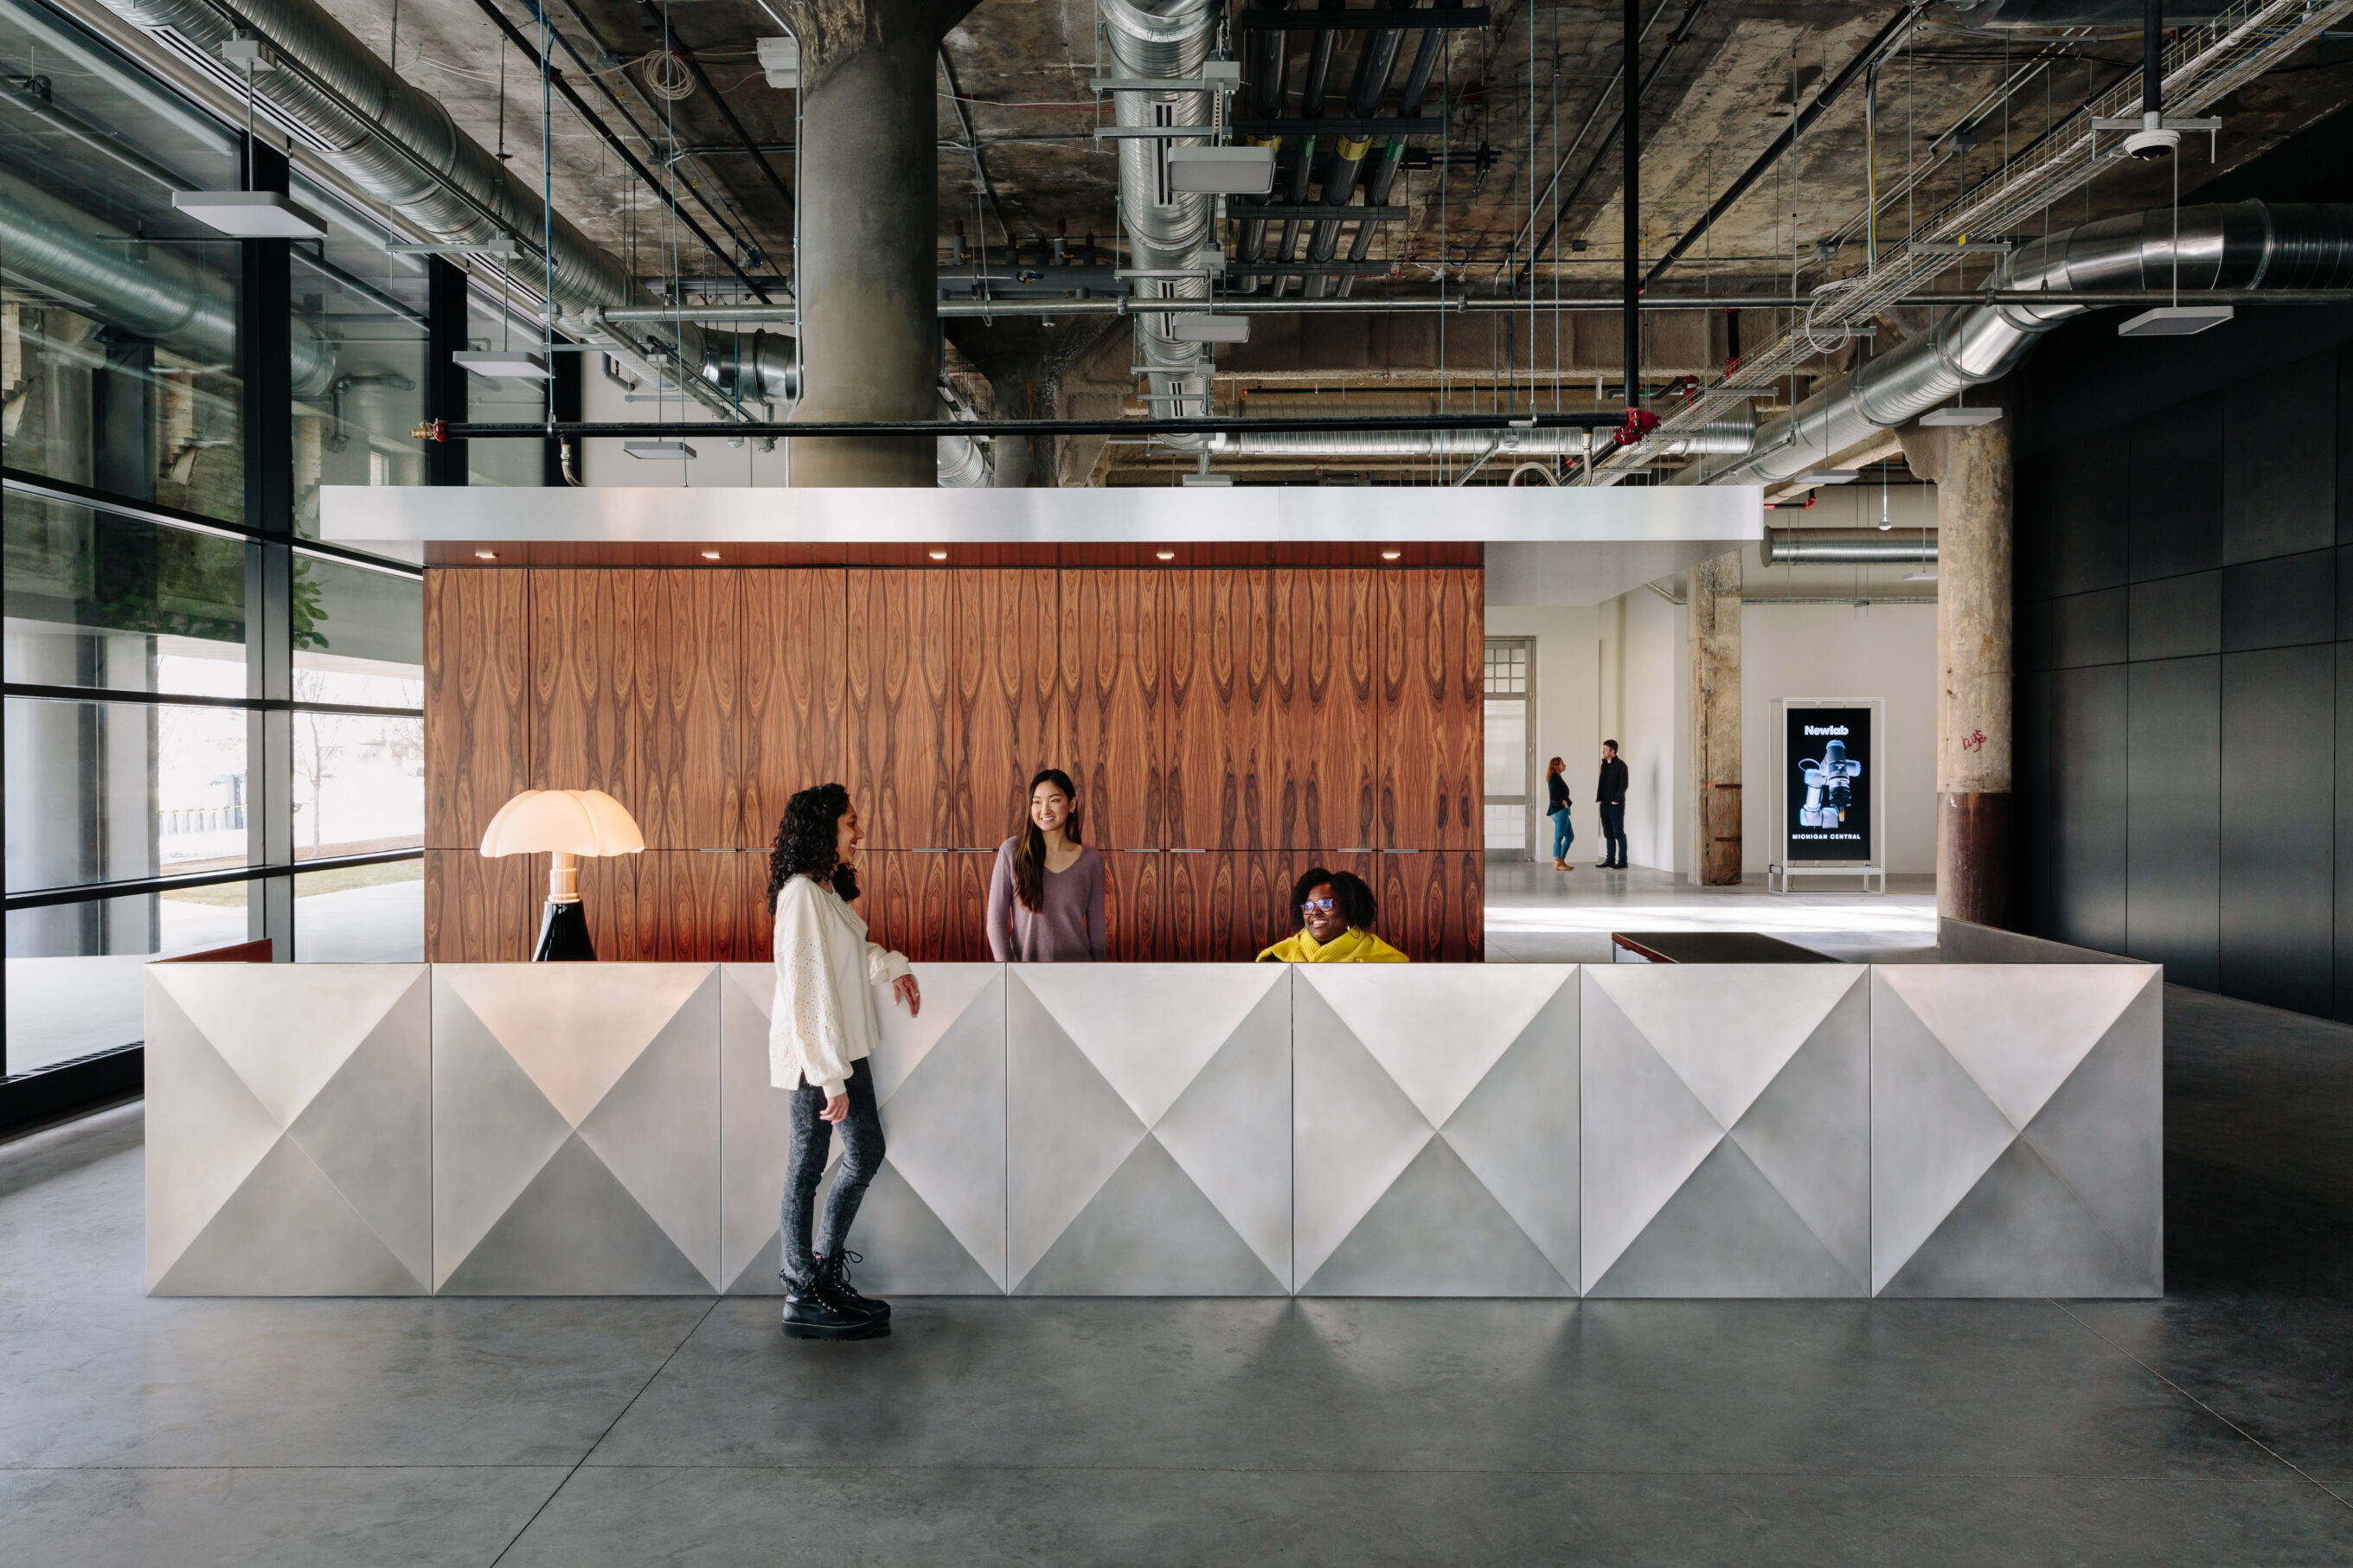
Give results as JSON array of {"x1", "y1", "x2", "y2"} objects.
[
  {"x1": 767, "y1": 783, "x2": 859, "y2": 911},
  {"x1": 1288, "y1": 866, "x2": 1380, "y2": 933}
]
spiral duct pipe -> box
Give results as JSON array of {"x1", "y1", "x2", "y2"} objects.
[
  {"x1": 1101, "y1": 0, "x2": 1221, "y2": 423},
  {"x1": 1189, "y1": 406, "x2": 1751, "y2": 459},
  {"x1": 1760, "y1": 527, "x2": 1937, "y2": 566},
  {"x1": 1701, "y1": 202, "x2": 2353, "y2": 487}
]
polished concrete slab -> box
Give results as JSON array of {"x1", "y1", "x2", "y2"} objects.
[
  {"x1": 1483, "y1": 861, "x2": 1940, "y2": 964},
  {"x1": 4, "y1": 978, "x2": 2350, "y2": 1565}
]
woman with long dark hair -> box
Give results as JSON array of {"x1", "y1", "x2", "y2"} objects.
[
  {"x1": 984, "y1": 767, "x2": 1107, "y2": 961},
  {"x1": 1545, "y1": 755, "x2": 1574, "y2": 871},
  {"x1": 766, "y1": 783, "x2": 920, "y2": 1341}
]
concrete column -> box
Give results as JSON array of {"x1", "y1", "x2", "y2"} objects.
[
  {"x1": 778, "y1": 3, "x2": 978, "y2": 486},
  {"x1": 1898, "y1": 420, "x2": 2012, "y2": 926},
  {"x1": 1688, "y1": 550, "x2": 1742, "y2": 886}
]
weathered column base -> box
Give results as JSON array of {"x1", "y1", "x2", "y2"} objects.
[{"x1": 1939, "y1": 790, "x2": 2012, "y2": 927}]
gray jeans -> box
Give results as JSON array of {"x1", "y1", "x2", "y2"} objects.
[{"x1": 779, "y1": 1063, "x2": 885, "y2": 1290}]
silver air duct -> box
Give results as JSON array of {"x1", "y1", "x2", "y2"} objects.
[
  {"x1": 0, "y1": 172, "x2": 335, "y2": 395},
  {"x1": 1192, "y1": 407, "x2": 1754, "y2": 459},
  {"x1": 1101, "y1": 0, "x2": 1221, "y2": 425},
  {"x1": 1700, "y1": 202, "x2": 2353, "y2": 486},
  {"x1": 1760, "y1": 527, "x2": 1937, "y2": 565},
  {"x1": 93, "y1": 0, "x2": 798, "y2": 413}
]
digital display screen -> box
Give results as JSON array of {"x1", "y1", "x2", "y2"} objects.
[{"x1": 1785, "y1": 705, "x2": 1872, "y2": 864}]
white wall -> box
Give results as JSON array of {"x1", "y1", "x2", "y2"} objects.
[{"x1": 1741, "y1": 602, "x2": 1937, "y2": 874}]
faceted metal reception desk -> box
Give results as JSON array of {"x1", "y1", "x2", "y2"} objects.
[{"x1": 144, "y1": 960, "x2": 2162, "y2": 1299}]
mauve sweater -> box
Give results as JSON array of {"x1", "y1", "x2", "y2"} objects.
[{"x1": 985, "y1": 839, "x2": 1108, "y2": 961}]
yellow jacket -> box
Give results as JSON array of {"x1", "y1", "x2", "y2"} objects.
[{"x1": 1256, "y1": 926, "x2": 1409, "y2": 963}]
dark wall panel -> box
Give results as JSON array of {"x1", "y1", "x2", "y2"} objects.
[
  {"x1": 2337, "y1": 643, "x2": 2353, "y2": 1021},
  {"x1": 2048, "y1": 665, "x2": 2128, "y2": 954},
  {"x1": 2048, "y1": 588, "x2": 2128, "y2": 669},
  {"x1": 2224, "y1": 350, "x2": 2337, "y2": 565},
  {"x1": 2125, "y1": 656, "x2": 2220, "y2": 988},
  {"x1": 2220, "y1": 645, "x2": 2335, "y2": 1015},
  {"x1": 2129, "y1": 572, "x2": 2221, "y2": 662},
  {"x1": 2129, "y1": 392, "x2": 2224, "y2": 582},
  {"x1": 2222, "y1": 551, "x2": 2336, "y2": 651},
  {"x1": 2014, "y1": 669, "x2": 2053, "y2": 938},
  {"x1": 2022, "y1": 430, "x2": 2129, "y2": 599}
]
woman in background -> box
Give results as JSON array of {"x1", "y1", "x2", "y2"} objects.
[
  {"x1": 768, "y1": 783, "x2": 920, "y2": 1341},
  {"x1": 986, "y1": 767, "x2": 1108, "y2": 961},
  {"x1": 1546, "y1": 756, "x2": 1574, "y2": 872}
]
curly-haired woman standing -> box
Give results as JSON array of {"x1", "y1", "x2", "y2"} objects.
[{"x1": 766, "y1": 783, "x2": 920, "y2": 1341}]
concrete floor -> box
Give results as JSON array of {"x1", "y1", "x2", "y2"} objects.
[
  {"x1": 3, "y1": 984, "x2": 2350, "y2": 1564},
  {"x1": 1484, "y1": 861, "x2": 1940, "y2": 963}
]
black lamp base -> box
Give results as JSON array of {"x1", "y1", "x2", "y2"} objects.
[{"x1": 533, "y1": 898, "x2": 597, "y2": 961}]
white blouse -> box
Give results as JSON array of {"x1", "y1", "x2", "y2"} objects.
[{"x1": 769, "y1": 874, "x2": 912, "y2": 1097}]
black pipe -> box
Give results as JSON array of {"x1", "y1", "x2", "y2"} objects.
[
  {"x1": 426, "y1": 410, "x2": 1631, "y2": 439},
  {"x1": 472, "y1": 0, "x2": 772, "y2": 302},
  {"x1": 1273, "y1": 0, "x2": 1345, "y2": 294},
  {"x1": 1238, "y1": 0, "x2": 1294, "y2": 291},
  {"x1": 2145, "y1": 0, "x2": 2163, "y2": 118},
  {"x1": 1302, "y1": 18, "x2": 1407, "y2": 297},
  {"x1": 1644, "y1": 2, "x2": 1923, "y2": 291},
  {"x1": 1512, "y1": 0, "x2": 1707, "y2": 295},
  {"x1": 1337, "y1": 0, "x2": 1454, "y2": 296},
  {"x1": 1623, "y1": 0, "x2": 1639, "y2": 410}
]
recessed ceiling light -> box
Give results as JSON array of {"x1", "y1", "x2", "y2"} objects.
[
  {"x1": 699, "y1": 549, "x2": 721, "y2": 560},
  {"x1": 1155, "y1": 549, "x2": 1176, "y2": 561},
  {"x1": 453, "y1": 349, "x2": 550, "y2": 381},
  {"x1": 170, "y1": 189, "x2": 329, "y2": 238},
  {"x1": 1380, "y1": 549, "x2": 1403, "y2": 561},
  {"x1": 927, "y1": 549, "x2": 948, "y2": 560},
  {"x1": 473, "y1": 549, "x2": 497, "y2": 560}
]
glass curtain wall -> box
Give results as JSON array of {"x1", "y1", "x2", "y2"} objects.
[{"x1": 2, "y1": 0, "x2": 431, "y2": 1080}]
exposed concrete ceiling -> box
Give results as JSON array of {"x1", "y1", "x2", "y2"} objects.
[{"x1": 302, "y1": 0, "x2": 2353, "y2": 481}]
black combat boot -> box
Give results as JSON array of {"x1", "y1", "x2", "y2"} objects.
[
  {"x1": 780, "y1": 1278, "x2": 884, "y2": 1341},
  {"x1": 819, "y1": 1251, "x2": 891, "y2": 1324}
]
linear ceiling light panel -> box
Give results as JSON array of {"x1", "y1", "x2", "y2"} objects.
[
  {"x1": 1918, "y1": 406, "x2": 2003, "y2": 427},
  {"x1": 1165, "y1": 145, "x2": 1276, "y2": 195},
  {"x1": 452, "y1": 350, "x2": 550, "y2": 380},
  {"x1": 757, "y1": 35, "x2": 798, "y2": 89},
  {"x1": 623, "y1": 440, "x2": 698, "y2": 460},
  {"x1": 170, "y1": 189, "x2": 329, "y2": 239},
  {"x1": 2118, "y1": 304, "x2": 2234, "y2": 337},
  {"x1": 1172, "y1": 314, "x2": 1251, "y2": 343},
  {"x1": 1793, "y1": 470, "x2": 1861, "y2": 485}
]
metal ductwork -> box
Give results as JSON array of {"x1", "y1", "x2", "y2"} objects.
[
  {"x1": 0, "y1": 172, "x2": 336, "y2": 395},
  {"x1": 1101, "y1": 0, "x2": 1221, "y2": 424},
  {"x1": 1761, "y1": 527, "x2": 1937, "y2": 565},
  {"x1": 93, "y1": 0, "x2": 803, "y2": 417},
  {"x1": 1189, "y1": 406, "x2": 1752, "y2": 460},
  {"x1": 1696, "y1": 202, "x2": 2353, "y2": 487}
]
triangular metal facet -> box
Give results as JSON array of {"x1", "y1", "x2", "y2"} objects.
[
  {"x1": 1880, "y1": 1138, "x2": 2147, "y2": 1298},
  {"x1": 1151, "y1": 980, "x2": 1293, "y2": 1288},
  {"x1": 1305, "y1": 964, "x2": 1572, "y2": 1128},
  {"x1": 1016, "y1": 963, "x2": 1282, "y2": 1128},
  {"x1": 867, "y1": 963, "x2": 1003, "y2": 1106},
  {"x1": 575, "y1": 969, "x2": 721, "y2": 1290},
  {"x1": 441, "y1": 962, "x2": 716, "y2": 1127},
  {"x1": 154, "y1": 1136, "x2": 426, "y2": 1296},
  {"x1": 144, "y1": 982, "x2": 286, "y2": 1290},
  {"x1": 1579, "y1": 976, "x2": 1726, "y2": 1292},
  {"x1": 285, "y1": 976, "x2": 433, "y2": 1289},
  {"x1": 1725, "y1": 984, "x2": 1871, "y2": 1288},
  {"x1": 431, "y1": 982, "x2": 576, "y2": 1288},
  {"x1": 1879, "y1": 965, "x2": 2153, "y2": 1130},
  {"x1": 1869, "y1": 975, "x2": 2021, "y2": 1294},
  {"x1": 1589, "y1": 1137, "x2": 1863, "y2": 1298},
  {"x1": 153, "y1": 963, "x2": 426, "y2": 1129},
  {"x1": 1016, "y1": 1135, "x2": 1285, "y2": 1296},
  {"x1": 1300, "y1": 1136, "x2": 1573, "y2": 1297},
  {"x1": 1291, "y1": 979, "x2": 1436, "y2": 1288},
  {"x1": 1006, "y1": 973, "x2": 1148, "y2": 1288},
  {"x1": 1589, "y1": 963, "x2": 1863, "y2": 1131},
  {"x1": 1439, "y1": 982, "x2": 1580, "y2": 1287},
  {"x1": 439, "y1": 1133, "x2": 713, "y2": 1295},
  {"x1": 877, "y1": 983, "x2": 1009, "y2": 1290}
]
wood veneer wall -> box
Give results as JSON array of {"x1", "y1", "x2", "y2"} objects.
[{"x1": 425, "y1": 567, "x2": 1483, "y2": 962}]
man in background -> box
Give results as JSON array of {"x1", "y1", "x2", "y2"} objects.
[{"x1": 1595, "y1": 740, "x2": 1629, "y2": 870}]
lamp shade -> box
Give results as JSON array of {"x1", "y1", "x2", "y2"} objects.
[{"x1": 478, "y1": 790, "x2": 646, "y2": 858}]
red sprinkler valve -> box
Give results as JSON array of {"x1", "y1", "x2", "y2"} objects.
[
  {"x1": 412, "y1": 419, "x2": 446, "y2": 443},
  {"x1": 1614, "y1": 406, "x2": 1661, "y2": 446}
]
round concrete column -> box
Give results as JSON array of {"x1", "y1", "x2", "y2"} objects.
[
  {"x1": 778, "y1": 6, "x2": 973, "y2": 485},
  {"x1": 1687, "y1": 550, "x2": 1743, "y2": 886},
  {"x1": 1900, "y1": 420, "x2": 2013, "y2": 925}
]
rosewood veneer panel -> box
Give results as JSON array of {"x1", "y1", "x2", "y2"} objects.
[
  {"x1": 1272, "y1": 570, "x2": 1380, "y2": 852},
  {"x1": 848, "y1": 569, "x2": 958, "y2": 849},
  {"x1": 529, "y1": 570, "x2": 641, "y2": 816},
  {"x1": 1164, "y1": 570, "x2": 1273, "y2": 852},
  {"x1": 423, "y1": 848, "x2": 530, "y2": 962},
  {"x1": 424, "y1": 569, "x2": 529, "y2": 850},
  {"x1": 1381, "y1": 568, "x2": 1483, "y2": 852},
  {"x1": 635, "y1": 570, "x2": 742, "y2": 849},
  {"x1": 743, "y1": 569, "x2": 847, "y2": 847},
  {"x1": 1061, "y1": 570, "x2": 1164, "y2": 854},
  {"x1": 955, "y1": 568, "x2": 1063, "y2": 852}
]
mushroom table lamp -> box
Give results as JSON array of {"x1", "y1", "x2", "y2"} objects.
[{"x1": 478, "y1": 789, "x2": 646, "y2": 961}]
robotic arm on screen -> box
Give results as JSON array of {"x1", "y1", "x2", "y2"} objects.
[{"x1": 1798, "y1": 739, "x2": 1863, "y2": 829}]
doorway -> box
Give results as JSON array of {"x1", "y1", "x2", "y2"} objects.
[{"x1": 1484, "y1": 637, "x2": 1536, "y2": 861}]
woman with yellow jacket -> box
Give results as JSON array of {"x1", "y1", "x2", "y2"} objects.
[{"x1": 1257, "y1": 867, "x2": 1408, "y2": 963}]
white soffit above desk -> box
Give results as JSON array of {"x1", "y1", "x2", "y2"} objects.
[{"x1": 319, "y1": 484, "x2": 1764, "y2": 548}]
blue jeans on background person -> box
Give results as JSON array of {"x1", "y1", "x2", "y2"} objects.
[
  {"x1": 1550, "y1": 809, "x2": 1573, "y2": 861},
  {"x1": 1599, "y1": 803, "x2": 1627, "y2": 867},
  {"x1": 779, "y1": 1063, "x2": 884, "y2": 1291}
]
